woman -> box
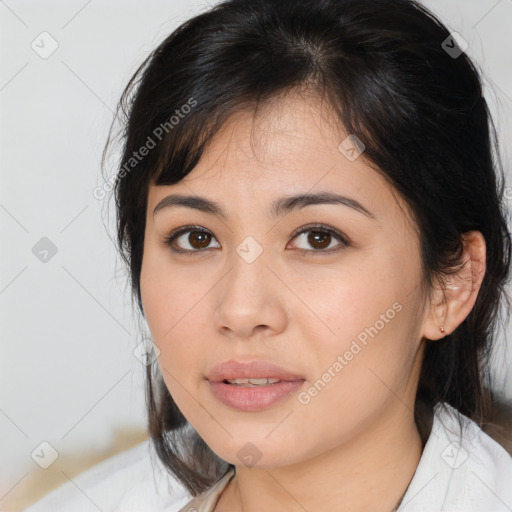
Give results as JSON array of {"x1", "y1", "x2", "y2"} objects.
[{"x1": 24, "y1": 0, "x2": 512, "y2": 510}]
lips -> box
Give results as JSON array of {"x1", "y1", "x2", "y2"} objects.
[
  {"x1": 206, "y1": 360, "x2": 305, "y2": 383},
  {"x1": 207, "y1": 361, "x2": 306, "y2": 411},
  {"x1": 225, "y1": 377, "x2": 282, "y2": 386},
  {"x1": 209, "y1": 379, "x2": 305, "y2": 410}
]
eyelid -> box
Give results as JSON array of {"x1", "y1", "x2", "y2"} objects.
[
  {"x1": 163, "y1": 223, "x2": 351, "y2": 255},
  {"x1": 288, "y1": 223, "x2": 349, "y2": 244},
  {"x1": 287, "y1": 223, "x2": 350, "y2": 255},
  {"x1": 162, "y1": 225, "x2": 217, "y2": 254}
]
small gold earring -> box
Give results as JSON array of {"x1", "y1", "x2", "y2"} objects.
[{"x1": 440, "y1": 322, "x2": 445, "y2": 334}]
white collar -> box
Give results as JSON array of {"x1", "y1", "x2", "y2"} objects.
[
  {"x1": 397, "y1": 402, "x2": 512, "y2": 511},
  {"x1": 178, "y1": 402, "x2": 512, "y2": 512}
]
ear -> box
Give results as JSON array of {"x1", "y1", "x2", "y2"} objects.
[{"x1": 422, "y1": 230, "x2": 486, "y2": 341}]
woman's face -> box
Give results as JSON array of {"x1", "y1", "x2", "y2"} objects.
[{"x1": 140, "y1": 92, "x2": 432, "y2": 468}]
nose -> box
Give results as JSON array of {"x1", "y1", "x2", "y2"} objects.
[{"x1": 213, "y1": 249, "x2": 288, "y2": 340}]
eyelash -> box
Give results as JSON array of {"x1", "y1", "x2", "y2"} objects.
[{"x1": 162, "y1": 223, "x2": 351, "y2": 256}]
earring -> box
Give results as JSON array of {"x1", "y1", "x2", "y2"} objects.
[{"x1": 440, "y1": 322, "x2": 445, "y2": 334}]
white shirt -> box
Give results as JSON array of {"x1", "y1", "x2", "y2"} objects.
[{"x1": 22, "y1": 402, "x2": 512, "y2": 512}]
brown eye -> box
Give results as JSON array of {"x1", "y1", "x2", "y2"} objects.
[
  {"x1": 163, "y1": 227, "x2": 220, "y2": 253},
  {"x1": 307, "y1": 230, "x2": 332, "y2": 250},
  {"x1": 164, "y1": 224, "x2": 350, "y2": 256},
  {"x1": 289, "y1": 224, "x2": 350, "y2": 255},
  {"x1": 188, "y1": 231, "x2": 212, "y2": 249}
]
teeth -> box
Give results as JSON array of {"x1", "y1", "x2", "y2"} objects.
[{"x1": 226, "y1": 377, "x2": 281, "y2": 386}]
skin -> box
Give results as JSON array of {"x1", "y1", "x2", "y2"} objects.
[{"x1": 140, "y1": 90, "x2": 486, "y2": 512}]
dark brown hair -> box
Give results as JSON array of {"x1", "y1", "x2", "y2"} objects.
[{"x1": 102, "y1": 0, "x2": 512, "y2": 497}]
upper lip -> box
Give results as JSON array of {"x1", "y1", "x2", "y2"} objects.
[{"x1": 207, "y1": 360, "x2": 305, "y2": 382}]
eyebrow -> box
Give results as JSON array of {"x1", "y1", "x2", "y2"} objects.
[{"x1": 153, "y1": 192, "x2": 376, "y2": 220}]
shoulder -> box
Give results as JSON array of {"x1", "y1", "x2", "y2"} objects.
[
  {"x1": 399, "y1": 402, "x2": 512, "y2": 512},
  {"x1": 22, "y1": 440, "x2": 194, "y2": 512}
]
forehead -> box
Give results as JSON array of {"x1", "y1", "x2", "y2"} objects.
[
  {"x1": 198, "y1": 91, "x2": 347, "y2": 172},
  {"x1": 147, "y1": 92, "x2": 416, "y2": 231}
]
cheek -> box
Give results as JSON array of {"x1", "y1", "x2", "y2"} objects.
[
  {"x1": 298, "y1": 263, "x2": 397, "y2": 346},
  {"x1": 140, "y1": 246, "x2": 201, "y2": 339},
  {"x1": 295, "y1": 262, "x2": 413, "y2": 393},
  {"x1": 140, "y1": 258, "x2": 210, "y2": 384}
]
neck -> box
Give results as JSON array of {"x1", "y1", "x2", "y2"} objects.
[{"x1": 215, "y1": 404, "x2": 425, "y2": 512}]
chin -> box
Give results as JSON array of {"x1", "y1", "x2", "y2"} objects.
[{"x1": 209, "y1": 438, "x2": 306, "y2": 470}]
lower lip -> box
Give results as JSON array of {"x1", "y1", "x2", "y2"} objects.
[{"x1": 208, "y1": 380, "x2": 305, "y2": 411}]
